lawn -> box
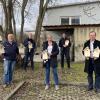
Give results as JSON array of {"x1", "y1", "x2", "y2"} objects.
[
  {"x1": 0, "y1": 62, "x2": 87, "y2": 83},
  {"x1": 57, "y1": 62, "x2": 87, "y2": 83}
]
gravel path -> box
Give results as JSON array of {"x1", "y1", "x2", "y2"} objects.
[
  {"x1": 0, "y1": 62, "x2": 100, "y2": 100},
  {"x1": 10, "y1": 63, "x2": 100, "y2": 100}
]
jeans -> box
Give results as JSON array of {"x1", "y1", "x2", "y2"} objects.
[
  {"x1": 87, "y1": 58, "x2": 100, "y2": 89},
  {"x1": 23, "y1": 53, "x2": 34, "y2": 70},
  {"x1": 45, "y1": 59, "x2": 59, "y2": 85},
  {"x1": 3, "y1": 59, "x2": 16, "y2": 84}
]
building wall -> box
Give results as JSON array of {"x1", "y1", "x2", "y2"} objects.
[
  {"x1": 45, "y1": 2, "x2": 100, "y2": 26},
  {"x1": 44, "y1": 30, "x2": 75, "y2": 61},
  {"x1": 44, "y1": 26, "x2": 100, "y2": 62}
]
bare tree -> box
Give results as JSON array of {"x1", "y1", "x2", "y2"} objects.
[
  {"x1": 20, "y1": 0, "x2": 29, "y2": 43},
  {"x1": 0, "y1": 0, "x2": 8, "y2": 35},
  {"x1": 0, "y1": 0, "x2": 59, "y2": 41},
  {"x1": 34, "y1": 0, "x2": 49, "y2": 46},
  {"x1": 34, "y1": 0, "x2": 58, "y2": 46},
  {"x1": 0, "y1": 0, "x2": 29, "y2": 40},
  {"x1": 12, "y1": 1, "x2": 16, "y2": 36},
  {"x1": 0, "y1": 0, "x2": 14, "y2": 37}
]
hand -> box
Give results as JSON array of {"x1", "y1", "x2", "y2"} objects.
[
  {"x1": 0, "y1": 54, "x2": 4, "y2": 59},
  {"x1": 48, "y1": 53, "x2": 52, "y2": 57},
  {"x1": 63, "y1": 45, "x2": 66, "y2": 47},
  {"x1": 16, "y1": 54, "x2": 22, "y2": 61},
  {"x1": 28, "y1": 41, "x2": 31, "y2": 45}
]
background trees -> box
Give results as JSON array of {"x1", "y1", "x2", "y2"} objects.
[{"x1": 0, "y1": 0, "x2": 62, "y2": 43}]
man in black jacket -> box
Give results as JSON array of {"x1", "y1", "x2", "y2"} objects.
[
  {"x1": 23, "y1": 33, "x2": 36, "y2": 71},
  {"x1": 82, "y1": 31, "x2": 100, "y2": 93},
  {"x1": 59, "y1": 33, "x2": 71, "y2": 70}
]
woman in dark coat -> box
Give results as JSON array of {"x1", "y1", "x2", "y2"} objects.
[{"x1": 42, "y1": 35, "x2": 59, "y2": 90}]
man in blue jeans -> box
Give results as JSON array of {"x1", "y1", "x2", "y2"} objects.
[
  {"x1": 42, "y1": 35, "x2": 59, "y2": 90},
  {"x1": 2, "y1": 33, "x2": 19, "y2": 87}
]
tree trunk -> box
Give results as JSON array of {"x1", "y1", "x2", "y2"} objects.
[
  {"x1": 1, "y1": 0, "x2": 8, "y2": 35},
  {"x1": 7, "y1": 0, "x2": 13, "y2": 34},
  {"x1": 34, "y1": 0, "x2": 49, "y2": 47},
  {"x1": 20, "y1": 0, "x2": 28, "y2": 43},
  {"x1": 1, "y1": 0, "x2": 13, "y2": 36},
  {"x1": 12, "y1": 6, "x2": 16, "y2": 36}
]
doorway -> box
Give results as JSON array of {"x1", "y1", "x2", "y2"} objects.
[{"x1": 65, "y1": 28, "x2": 74, "y2": 61}]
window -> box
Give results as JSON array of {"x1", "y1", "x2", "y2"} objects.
[
  {"x1": 61, "y1": 18, "x2": 69, "y2": 25},
  {"x1": 61, "y1": 16, "x2": 80, "y2": 25},
  {"x1": 71, "y1": 17, "x2": 80, "y2": 25}
]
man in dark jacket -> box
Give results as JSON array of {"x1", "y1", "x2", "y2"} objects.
[
  {"x1": 82, "y1": 31, "x2": 100, "y2": 93},
  {"x1": 59, "y1": 33, "x2": 71, "y2": 70},
  {"x1": 2, "y1": 33, "x2": 19, "y2": 87},
  {"x1": 42, "y1": 35, "x2": 59, "y2": 90},
  {"x1": 23, "y1": 33, "x2": 36, "y2": 71}
]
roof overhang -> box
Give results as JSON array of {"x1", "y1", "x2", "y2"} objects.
[
  {"x1": 43, "y1": 24, "x2": 100, "y2": 31},
  {"x1": 47, "y1": 1, "x2": 100, "y2": 10}
]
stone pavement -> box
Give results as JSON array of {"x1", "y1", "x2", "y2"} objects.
[
  {"x1": 10, "y1": 63, "x2": 100, "y2": 100},
  {"x1": 10, "y1": 81, "x2": 100, "y2": 100}
]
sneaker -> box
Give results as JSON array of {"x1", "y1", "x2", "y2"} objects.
[
  {"x1": 95, "y1": 89, "x2": 100, "y2": 93},
  {"x1": 55, "y1": 85, "x2": 59, "y2": 90},
  {"x1": 45, "y1": 85, "x2": 49, "y2": 90},
  {"x1": 3, "y1": 84, "x2": 7, "y2": 88}
]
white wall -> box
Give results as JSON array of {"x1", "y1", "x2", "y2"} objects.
[{"x1": 45, "y1": 2, "x2": 100, "y2": 26}]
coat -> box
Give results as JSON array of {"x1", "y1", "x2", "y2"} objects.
[
  {"x1": 23, "y1": 38, "x2": 36, "y2": 54},
  {"x1": 59, "y1": 37, "x2": 71, "y2": 57},
  {"x1": 42, "y1": 41, "x2": 59, "y2": 67},
  {"x1": 82, "y1": 40, "x2": 100, "y2": 74}
]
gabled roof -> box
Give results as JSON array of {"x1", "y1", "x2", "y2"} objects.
[{"x1": 48, "y1": 0, "x2": 100, "y2": 10}]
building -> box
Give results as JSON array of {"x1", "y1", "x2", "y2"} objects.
[{"x1": 43, "y1": 0, "x2": 100, "y2": 62}]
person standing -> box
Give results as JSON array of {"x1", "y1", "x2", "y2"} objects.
[
  {"x1": 59, "y1": 33, "x2": 71, "y2": 70},
  {"x1": 42, "y1": 35, "x2": 59, "y2": 90},
  {"x1": 23, "y1": 33, "x2": 36, "y2": 71},
  {"x1": 82, "y1": 31, "x2": 100, "y2": 93},
  {"x1": 2, "y1": 33, "x2": 19, "y2": 87}
]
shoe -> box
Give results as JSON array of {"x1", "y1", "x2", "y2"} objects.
[
  {"x1": 3, "y1": 84, "x2": 7, "y2": 88},
  {"x1": 95, "y1": 89, "x2": 100, "y2": 93},
  {"x1": 55, "y1": 85, "x2": 59, "y2": 90},
  {"x1": 45, "y1": 85, "x2": 49, "y2": 90},
  {"x1": 87, "y1": 87, "x2": 93, "y2": 91}
]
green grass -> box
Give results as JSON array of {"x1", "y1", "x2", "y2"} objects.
[
  {"x1": 0, "y1": 62, "x2": 87, "y2": 83},
  {"x1": 58, "y1": 62, "x2": 87, "y2": 82}
]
